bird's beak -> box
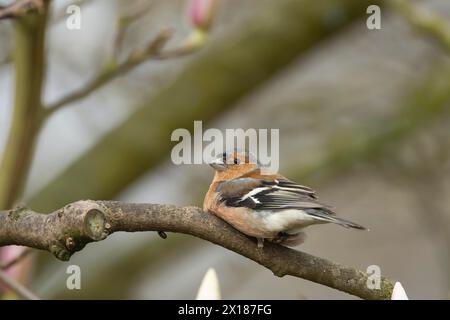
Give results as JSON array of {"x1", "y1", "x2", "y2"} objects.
[{"x1": 209, "y1": 158, "x2": 226, "y2": 171}]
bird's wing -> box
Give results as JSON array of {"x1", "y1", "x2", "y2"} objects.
[
  {"x1": 215, "y1": 178, "x2": 330, "y2": 212},
  {"x1": 215, "y1": 178, "x2": 367, "y2": 230}
]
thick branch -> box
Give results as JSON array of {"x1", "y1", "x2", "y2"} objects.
[
  {"x1": 0, "y1": 269, "x2": 39, "y2": 300},
  {"x1": 0, "y1": 200, "x2": 394, "y2": 300}
]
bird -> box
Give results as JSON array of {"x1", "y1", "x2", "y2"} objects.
[{"x1": 203, "y1": 150, "x2": 367, "y2": 248}]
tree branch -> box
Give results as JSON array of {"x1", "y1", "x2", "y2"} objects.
[
  {"x1": 45, "y1": 28, "x2": 197, "y2": 115},
  {"x1": 112, "y1": 0, "x2": 154, "y2": 61},
  {"x1": 0, "y1": 0, "x2": 49, "y2": 209},
  {"x1": 0, "y1": 200, "x2": 394, "y2": 300}
]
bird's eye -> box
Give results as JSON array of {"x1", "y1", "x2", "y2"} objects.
[{"x1": 234, "y1": 158, "x2": 240, "y2": 164}]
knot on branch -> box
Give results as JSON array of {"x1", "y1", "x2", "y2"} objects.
[
  {"x1": 50, "y1": 200, "x2": 109, "y2": 261},
  {"x1": 82, "y1": 202, "x2": 107, "y2": 241}
]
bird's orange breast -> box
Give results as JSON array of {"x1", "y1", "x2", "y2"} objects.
[{"x1": 203, "y1": 184, "x2": 275, "y2": 238}]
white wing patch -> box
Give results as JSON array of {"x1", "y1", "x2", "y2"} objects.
[{"x1": 240, "y1": 187, "x2": 270, "y2": 201}]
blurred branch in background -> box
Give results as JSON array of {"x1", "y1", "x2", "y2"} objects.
[
  {"x1": 112, "y1": 0, "x2": 154, "y2": 61},
  {"x1": 0, "y1": 248, "x2": 32, "y2": 270},
  {"x1": 146, "y1": 58, "x2": 450, "y2": 300},
  {"x1": 0, "y1": 0, "x2": 214, "y2": 211},
  {"x1": 0, "y1": 54, "x2": 11, "y2": 66},
  {"x1": 0, "y1": 1, "x2": 50, "y2": 210},
  {"x1": 57, "y1": 235, "x2": 195, "y2": 299},
  {"x1": 30, "y1": 0, "x2": 381, "y2": 212},
  {"x1": 392, "y1": 0, "x2": 450, "y2": 53},
  {"x1": 0, "y1": 200, "x2": 394, "y2": 300}
]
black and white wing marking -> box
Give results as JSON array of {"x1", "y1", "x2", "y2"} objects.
[
  {"x1": 215, "y1": 178, "x2": 367, "y2": 230},
  {"x1": 215, "y1": 178, "x2": 325, "y2": 211}
]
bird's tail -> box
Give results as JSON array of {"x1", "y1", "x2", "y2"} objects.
[
  {"x1": 327, "y1": 215, "x2": 368, "y2": 230},
  {"x1": 306, "y1": 209, "x2": 368, "y2": 230}
]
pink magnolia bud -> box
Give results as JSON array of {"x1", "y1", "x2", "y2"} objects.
[{"x1": 189, "y1": 0, "x2": 219, "y2": 31}]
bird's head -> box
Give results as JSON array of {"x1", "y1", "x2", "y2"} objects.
[{"x1": 209, "y1": 150, "x2": 260, "y2": 180}]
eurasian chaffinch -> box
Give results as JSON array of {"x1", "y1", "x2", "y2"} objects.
[{"x1": 203, "y1": 150, "x2": 367, "y2": 248}]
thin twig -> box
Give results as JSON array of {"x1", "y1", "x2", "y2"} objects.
[
  {"x1": 0, "y1": 200, "x2": 395, "y2": 300},
  {"x1": 112, "y1": 0, "x2": 153, "y2": 61},
  {"x1": 0, "y1": 248, "x2": 32, "y2": 270},
  {"x1": 0, "y1": 0, "x2": 44, "y2": 20},
  {"x1": 0, "y1": 269, "x2": 39, "y2": 300}
]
